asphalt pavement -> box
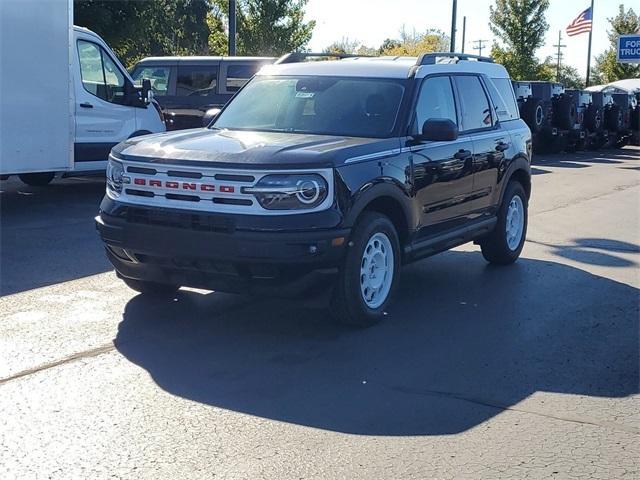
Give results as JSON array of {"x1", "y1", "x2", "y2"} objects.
[{"x1": 1, "y1": 147, "x2": 639, "y2": 479}]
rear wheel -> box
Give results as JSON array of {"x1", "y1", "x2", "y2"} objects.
[
  {"x1": 19, "y1": 172, "x2": 55, "y2": 186},
  {"x1": 121, "y1": 277, "x2": 179, "y2": 296},
  {"x1": 331, "y1": 212, "x2": 401, "y2": 327},
  {"x1": 480, "y1": 182, "x2": 528, "y2": 265},
  {"x1": 521, "y1": 98, "x2": 545, "y2": 133}
]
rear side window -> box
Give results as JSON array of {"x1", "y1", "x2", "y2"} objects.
[
  {"x1": 414, "y1": 76, "x2": 457, "y2": 133},
  {"x1": 454, "y1": 75, "x2": 493, "y2": 131},
  {"x1": 132, "y1": 66, "x2": 171, "y2": 96},
  {"x1": 489, "y1": 78, "x2": 519, "y2": 121},
  {"x1": 226, "y1": 64, "x2": 259, "y2": 92},
  {"x1": 177, "y1": 65, "x2": 218, "y2": 96}
]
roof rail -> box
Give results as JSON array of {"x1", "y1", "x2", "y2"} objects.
[
  {"x1": 274, "y1": 52, "x2": 373, "y2": 64},
  {"x1": 416, "y1": 52, "x2": 494, "y2": 66}
]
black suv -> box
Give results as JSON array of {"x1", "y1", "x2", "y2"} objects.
[
  {"x1": 97, "y1": 53, "x2": 532, "y2": 327},
  {"x1": 131, "y1": 56, "x2": 274, "y2": 130}
]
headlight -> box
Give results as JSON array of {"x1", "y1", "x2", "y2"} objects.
[
  {"x1": 244, "y1": 174, "x2": 328, "y2": 210},
  {"x1": 106, "y1": 158, "x2": 124, "y2": 195}
]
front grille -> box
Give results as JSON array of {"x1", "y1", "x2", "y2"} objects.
[{"x1": 126, "y1": 207, "x2": 236, "y2": 233}]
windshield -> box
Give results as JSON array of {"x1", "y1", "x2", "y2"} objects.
[{"x1": 213, "y1": 76, "x2": 406, "y2": 138}]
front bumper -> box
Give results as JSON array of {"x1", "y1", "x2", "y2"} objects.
[{"x1": 95, "y1": 203, "x2": 350, "y2": 295}]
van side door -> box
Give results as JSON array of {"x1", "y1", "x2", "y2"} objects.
[
  {"x1": 75, "y1": 39, "x2": 136, "y2": 164},
  {"x1": 408, "y1": 75, "x2": 475, "y2": 237}
]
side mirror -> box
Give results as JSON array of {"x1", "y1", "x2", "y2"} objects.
[
  {"x1": 420, "y1": 118, "x2": 458, "y2": 142},
  {"x1": 202, "y1": 107, "x2": 222, "y2": 127},
  {"x1": 141, "y1": 79, "x2": 153, "y2": 104}
]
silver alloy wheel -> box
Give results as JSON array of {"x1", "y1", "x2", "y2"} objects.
[
  {"x1": 360, "y1": 232, "x2": 394, "y2": 309},
  {"x1": 535, "y1": 105, "x2": 544, "y2": 126},
  {"x1": 506, "y1": 195, "x2": 525, "y2": 251}
]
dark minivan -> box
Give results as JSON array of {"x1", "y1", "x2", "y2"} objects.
[{"x1": 131, "y1": 56, "x2": 274, "y2": 130}]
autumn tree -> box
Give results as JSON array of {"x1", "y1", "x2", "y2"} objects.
[
  {"x1": 489, "y1": 0, "x2": 550, "y2": 80},
  {"x1": 379, "y1": 28, "x2": 449, "y2": 56},
  {"x1": 592, "y1": 5, "x2": 640, "y2": 84}
]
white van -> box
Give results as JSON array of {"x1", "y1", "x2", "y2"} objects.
[{"x1": 0, "y1": 0, "x2": 166, "y2": 186}]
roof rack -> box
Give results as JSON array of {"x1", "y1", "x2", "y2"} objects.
[
  {"x1": 416, "y1": 52, "x2": 494, "y2": 66},
  {"x1": 274, "y1": 52, "x2": 373, "y2": 64}
]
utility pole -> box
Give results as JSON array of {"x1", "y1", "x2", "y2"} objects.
[
  {"x1": 450, "y1": 0, "x2": 457, "y2": 52},
  {"x1": 473, "y1": 39, "x2": 488, "y2": 57},
  {"x1": 228, "y1": 0, "x2": 237, "y2": 56},
  {"x1": 585, "y1": 0, "x2": 595, "y2": 86},
  {"x1": 461, "y1": 16, "x2": 466, "y2": 53},
  {"x1": 552, "y1": 30, "x2": 567, "y2": 82}
]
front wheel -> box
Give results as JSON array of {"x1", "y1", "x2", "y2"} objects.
[
  {"x1": 331, "y1": 212, "x2": 401, "y2": 327},
  {"x1": 121, "y1": 277, "x2": 180, "y2": 297},
  {"x1": 480, "y1": 182, "x2": 528, "y2": 265},
  {"x1": 19, "y1": 172, "x2": 55, "y2": 186}
]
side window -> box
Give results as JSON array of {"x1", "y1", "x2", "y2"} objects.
[
  {"x1": 101, "y1": 53, "x2": 125, "y2": 104},
  {"x1": 414, "y1": 76, "x2": 457, "y2": 133},
  {"x1": 177, "y1": 65, "x2": 218, "y2": 96},
  {"x1": 226, "y1": 64, "x2": 259, "y2": 92},
  {"x1": 489, "y1": 78, "x2": 519, "y2": 121},
  {"x1": 132, "y1": 66, "x2": 171, "y2": 96},
  {"x1": 77, "y1": 40, "x2": 126, "y2": 104},
  {"x1": 78, "y1": 40, "x2": 105, "y2": 99},
  {"x1": 454, "y1": 75, "x2": 494, "y2": 131}
]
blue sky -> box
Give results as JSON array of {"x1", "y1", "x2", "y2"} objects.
[{"x1": 305, "y1": 0, "x2": 632, "y2": 78}]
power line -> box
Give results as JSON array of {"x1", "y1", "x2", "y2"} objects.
[{"x1": 473, "y1": 39, "x2": 488, "y2": 57}]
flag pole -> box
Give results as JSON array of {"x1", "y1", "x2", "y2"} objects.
[{"x1": 586, "y1": 0, "x2": 595, "y2": 86}]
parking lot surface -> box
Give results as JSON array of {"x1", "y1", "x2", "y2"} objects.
[{"x1": 1, "y1": 147, "x2": 639, "y2": 479}]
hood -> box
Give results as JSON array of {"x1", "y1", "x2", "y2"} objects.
[{"x1": 112, "y1": 128, "x2": 398, "y2": 169}]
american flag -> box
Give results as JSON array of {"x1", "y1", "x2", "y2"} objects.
[{"x1": 566, "y1": 7, "x2": 593, "y2": 36}]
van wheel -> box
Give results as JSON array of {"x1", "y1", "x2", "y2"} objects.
[
  {"x1": 121, "y1": 277, "x2": 179, "y2": 296},
  {"x1": 18, "y1": 172, "x2": 55, "y2": 186},
  {"x1": 331, "y1": 212, "x2": 401, "y2": 327},
  {"x1": 480, "y1": 182, "x2": 528, "y2": 265}
]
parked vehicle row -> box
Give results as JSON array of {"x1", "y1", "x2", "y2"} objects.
[{"x1": 512, "y1": 80, "x2": 639, "y2": 153}]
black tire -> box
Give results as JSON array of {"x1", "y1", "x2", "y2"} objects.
[
  {"x1": 18, "y1": 172, "x2": 55, "y2": 186},
  {"x1": 331, "y1": 211, "x2": 401, "y2": 327},
  {"x1": 552, "y1": 94, "x2": 577, "y2": 130},
  {"x1": 121, "y1": 277, "x2": 179, "y2": 296},
  {"x1": 631, "y1": 106, "x2": 639, "y2": 131},
  {"x1": 521, "y1": 98, "x2": 545, "y2": 133},
  {"x1": 604, "y1": 104, "x2": 623, "y2": 132},
  {"x1": 480, "y1": 182, "x2": 528, "y2": 265}
]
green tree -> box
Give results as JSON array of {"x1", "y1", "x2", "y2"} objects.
[
  {"x1": 212, "y1": 0, "x2": 315, "y2": 56},
  {"x1": 592, "y1": 5, "x2": 640, "y2": 84},
  {"x1": 74, "y1": 0, "x2": 215, "y2": 67},
  {"x1": 324, "y1": 38, "x2": 360, "y2": 55},
  {"x1": 538, "y1": 57, "x2": 584, "y2": 89},
  {"x1": 489, "y1": 0, "x2": 550, "y2": 80}
]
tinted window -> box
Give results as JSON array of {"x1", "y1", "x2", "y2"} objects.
[
  {"x1": 215, "y1": 76, "x2": 405, "y2": 138},
  {"x1": 77, "y1": 40, "x2": 126, "y2": 104},
  {"x1": 132, "y1": 66, "x2": 171, "y2": 96},
  {"x1": 489, "y1": 78, "x2": 519, "y2": 121},
  {"x1": 454, "y1": 76, "x2": 493, "y2": 131},
  {"x1": 415, "y1": 76, "x2": 457, "y2": 133},
  {"x1": 177, "y1": 65, "x2": 218, "y2": 96},
  {"x1": 226, "y1": 64, "x2": 259, "y2": 92}
]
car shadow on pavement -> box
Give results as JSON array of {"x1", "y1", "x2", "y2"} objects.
[
  {"x1": 115, "y1": 250, "x2": 639, "y2": 436},
  {"x1": 528, "y1": 238, "x2": 639, "y2": 268},
  {"x1": 0, "y1": 177, "x2": 110, "y2": 295}
]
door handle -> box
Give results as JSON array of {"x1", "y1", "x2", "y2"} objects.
[
  {"x1": 80, "y1": 102, "x2": 93, "y2": 109},
  {"x1": 453, "y1": 149, "x2": 472, "y2": 160},
  {"x1": 496, "y1": 141, "x2": 510, "y2": 152}
]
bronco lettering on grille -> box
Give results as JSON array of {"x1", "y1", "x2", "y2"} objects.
[{"x1": 131, "y1": 178, "x2": 235, "y2": 193}]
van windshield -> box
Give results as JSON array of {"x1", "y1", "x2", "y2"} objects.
[{"x1": 213, "y1": 76, "x2": 406, "y2": 138}]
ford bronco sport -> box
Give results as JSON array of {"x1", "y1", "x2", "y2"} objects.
[{"x1": 96, "y1": 52, "x2": 532, "y2": 327}]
